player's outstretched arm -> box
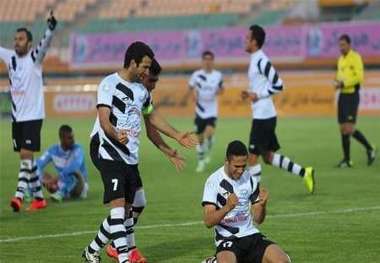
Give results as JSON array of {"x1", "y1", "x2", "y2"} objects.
[
  {"x1": 203, "y1": 193, "x2": 238, "y2": 228},
  {"x1": 251, "y1": 187, "x2": 269, "y2": 225},
  {"x1": 146, "y1": 110, "x2": 197, "y2": 148},
  {"x1": 31, "y1": 11, "x2": 57, "y2": 64},
  {"x1": 144, "y1": 116, "x2": 185, "y2": 171},
  {"x1": 0, "y1": 47, "x2": 13, "y2": 64}
]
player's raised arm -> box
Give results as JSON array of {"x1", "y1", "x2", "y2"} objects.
[
  {"x1": 0, "y1": 46, "x2": 13, "y2": 64},
  {"x1": 31, "y1": 11, "x2": 57, "y2": 64},
  {"x1": 251, "y1": 187, "x2": 268, "y2": 225}
]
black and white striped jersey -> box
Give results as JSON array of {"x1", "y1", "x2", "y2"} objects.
[
  {"x1": 0, "y1": 28, "x2": 54, "y2": 122},
  {"x1": 248, "y1": 49, "x2": 284, "y2": 119},
  {"x1": 90, "y1": 73, "x2": 153, "y2": 165},
  {"x1": 189, "y1": 69, "x2": 223, "y2": 119},
  {"x1": 202, "y1": 166, "x2": 260, "y2": 244}
]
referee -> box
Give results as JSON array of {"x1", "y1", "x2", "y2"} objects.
[{"x1": 334, "y1": 34, "x2": 376, "y2": 167}]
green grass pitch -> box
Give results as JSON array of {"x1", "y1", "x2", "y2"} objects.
[{"x1": 0, "y1": 116, "x2": 379, "y2": 263}]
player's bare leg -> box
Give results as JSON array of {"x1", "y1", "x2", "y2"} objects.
[
  {"x1": 262, "y1": 244, "x2": 291, "y2": 263},
  {"x1": 216, "y1": 251, "x2": 237, "y2": 263}
]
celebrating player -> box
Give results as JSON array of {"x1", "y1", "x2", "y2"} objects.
[
  {"x1": 83, "y1": 42, "x2": 196, "y2": 263},
  {"x1": 0, "y1": 11, "x2": 57, "y2": 212},
  {"x1": 201, "y1": 140, "x2": 290, "y2": 263},
  {"x1": 36, "y1": 125, "x2": 88, "y2": 202},
  {"x1": 104, "y1": 59, "x2": 187, "y2": 262},
  {"x1": 188, "y1": 50, "x2": 224, "y2": 172},
  {"x1": 241, "y1": 24, "x2": 315, "y2": 194}
]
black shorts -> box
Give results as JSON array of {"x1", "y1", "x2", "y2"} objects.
[
  {"x1": 90, "y1": 133, "x2": 143, "y2": 190},
  {"x1": 194, "y1": 115, "x2": 217, "y2": 134},
  {"x1": 90, "y1": 133, "x2": 101, "y2": 171},
  {"x1": 12, "y1": 119, "x2": 43, "y2": 152},
  {"x1": 99, "y1": 159, "x2": 140, "y2": 204},
  {"x1": 216, "y1": 233, "x2": 275, "y2": 263},
  {"x1": 338, "y1": 92, "x2": 359, "y2": 124},
  {"x1": 248, "y1": 117, "x2": 280, "y2": 155}
]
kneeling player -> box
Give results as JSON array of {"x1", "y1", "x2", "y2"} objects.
[
  {"x1": 202, "y1": 140, "x2": 290, "y2": 263},
  {"x1": 36, "y1": 125, "x2": 88, "y2": 201}
]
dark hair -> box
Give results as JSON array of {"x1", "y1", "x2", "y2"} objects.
[
  {"x1": 339, "y1": 34, "x2": 351, "y2": 44},
  {"x1": 226, "y1": 140, "x2": 248, "y2": 160},
  {"x1": 202, "y1": 50, "x2": 214, "y2": 59},
  {"x1": 123, "y1": 41, "x2": 154, "y2": 68},
  {"x1": 150, "y1": 58, "x2": 161, "y2": 76},
  {"x1": 16, "y1": 28, "x2": 33, "y2": 42},
  {"x1": 59, "y1": 124, "x2": 72, "y2": 137},
  {"x1": 249, "y1": 24, "x2": 266, "y2": 48}
]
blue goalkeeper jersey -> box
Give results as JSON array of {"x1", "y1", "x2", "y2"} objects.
[{"x1": 36, "y1": 143, "x2": 88, "y2": 197}]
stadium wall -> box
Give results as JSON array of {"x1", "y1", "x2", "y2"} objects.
[{"x1": 20, "y1": 71, "x2": 380, "y2": 118}]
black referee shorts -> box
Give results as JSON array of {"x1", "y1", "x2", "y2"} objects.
[
  {"x1": 12, "y1": 119, "x2": 43, "y2": 152},
  {"x1": 248, "y1": 117, "x2": 280, "y2": 155},
  {"x1": 338, "y1": 92, "x2": 359, "y2": 124}
]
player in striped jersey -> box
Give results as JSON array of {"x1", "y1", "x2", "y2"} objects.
[
  {"x1": 241, "y1": 25, "x2": 315, "y2": 194},
  {"x1": 0, "y1": 11, "x2": 57, "y2": 212},
  {"x1": 188, "y1": 51, "x2": 224, "y2": 172},
  {"x1": 83, "y1": 43, "x2": 196, "y2": 263},
  {"x1": 103, "y1": 59, "x2": 186, "y2": 263},
  {"x1": 202, "y1": 140, "x2": 290, "y2": 263}
]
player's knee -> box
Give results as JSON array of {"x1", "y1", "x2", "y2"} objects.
[
  {"x1": 263, "y1": 152, "x2": 273, "y2": 164},
  {"x1": 277, "y1": 255, "x2": 291, "y2": 263}
]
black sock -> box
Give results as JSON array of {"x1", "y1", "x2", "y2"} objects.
[
  {"x1": 341, "y1": 134, "x2": 351, "y2": 161},
  {"x1": 352, "y1": 130, "x2": 372, "y2": 151}
]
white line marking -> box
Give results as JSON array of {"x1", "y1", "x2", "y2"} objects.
[{"x1": 1, "y1": 206, "x2": 380, "y2": 244}]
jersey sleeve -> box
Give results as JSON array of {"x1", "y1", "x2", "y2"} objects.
[
  {"x1": 188, "y1": 72, "x2": 198, "y2": 89},
  {"x1": 0, "y1": 47, "x2": 13, "y2": 65},
  {"x1": 36, "y1": 148, "x2": 53, "y2": 179},
  {"x1": 202, "y1": 177, "x2": 218, "y2": 207},
  {"x1": 97, "y1": 79, "x2": 114, "y2": 108},
  {"x1": 30, "y1": 28, "x2": 54, "y2": 64},
  {"x1": 142, "y1": 91, "x2": 154, "y2": 115},
  {"x1": 249, "y1": 181, "x2": 260, "y2": 204},
  {"x1": 257, "y1": 57, "x2": 284, "y2": 99},
  {"x1": 218, "y1": 73, "x2": 224, "y2": 89}
]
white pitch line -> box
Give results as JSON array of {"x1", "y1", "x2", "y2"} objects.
[{"x1": 1, "y1": 205, "x2": 380, "y2": 244}]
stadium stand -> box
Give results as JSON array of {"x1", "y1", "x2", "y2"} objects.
[{"x1": 0, "y1": 0, "x2": 379, "y2": 74}]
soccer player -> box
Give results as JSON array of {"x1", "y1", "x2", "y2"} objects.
[
  {"x1": 104, "y1": 59, "x2": 186, "y2": 262},
  {"x1": 334, "y1": 34, "x2": 376, "y2": 167},
  {"x1": 241, "y1": 24, "x2": 315, "y2": 194},
  {"x1": 202, "y1": 140, "x2": 290, "y2": 263},
  {"x1": 0, "y1": 11, "x2": 57, "y2": 212},
  {"x1": 36, "y1": 125, "x2": 88, "y2": 202},
  {"x1": 188, "y1": 50, "x2": 224, "y2": 172},
  {"x1": 83, "y1": 42, "x2": 196, "y2": 263}
]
